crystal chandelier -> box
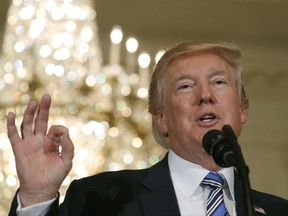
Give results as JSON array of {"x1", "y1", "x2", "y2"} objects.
[{"x1": 0, "y1": 0, "x2": 165, "y2": 214}]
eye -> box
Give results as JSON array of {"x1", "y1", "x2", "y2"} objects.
[
  {"x1": 177, "y1": 83, "x2": 194, "y2": 93},
  {"x1": 212, "y1": 79, "x2": 227, "y2": 86},
  {"x1": 180, "y1": 84, "x2": 192, "y2": 89}
]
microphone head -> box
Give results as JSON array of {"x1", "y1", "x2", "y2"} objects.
[
  {"x1": 202, "y1": 129, "x2": 225, "y2": 155},
  {"x1": 202, "y1": 129, "x2": 233, "y2": 167}
]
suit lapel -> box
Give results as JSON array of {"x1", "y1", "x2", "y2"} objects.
[{"x1": 140, "y1": 154, "x2": 181, "y2": 216}]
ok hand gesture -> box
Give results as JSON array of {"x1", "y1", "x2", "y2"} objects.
[{"x1": 7, "y1": 94, "x2": 74, "y2": 207}]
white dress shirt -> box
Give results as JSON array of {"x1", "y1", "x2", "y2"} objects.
[{"x1": 168, "y1": 150, "x2": 237, "y2": 216}]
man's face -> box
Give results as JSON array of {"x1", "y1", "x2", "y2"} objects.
[{"x1": 152, "y1": 52, "x2": 248, "y2": 167}]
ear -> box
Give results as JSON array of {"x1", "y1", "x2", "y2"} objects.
[
  {"x1": 240, "y1": 88, "x2": 249, "y2": 125},
  {"x1": 240, "y1": 105, "x2": 248, "y2": 125},
  {"x1": 152, "y1": 109, "x2": 168, "y2": 135}
]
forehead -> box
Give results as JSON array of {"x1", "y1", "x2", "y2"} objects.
[{"x1": 163, "y1": 52, "x2": 233, "y2": 78}]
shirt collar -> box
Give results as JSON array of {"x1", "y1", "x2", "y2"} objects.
[{"x1": 168, "y1": 150, "x2": 235, "y2": 201}]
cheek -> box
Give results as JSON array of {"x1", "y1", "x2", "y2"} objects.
[
  {"x1": 165, "y1": 97, "x2": 192, "y2": 124},
  {"x1": 229, "y1": 105, "x2": 246, "y2": 136},
  {"x1": 165, "y1": 92, "x2": 191, "y2": 109}
]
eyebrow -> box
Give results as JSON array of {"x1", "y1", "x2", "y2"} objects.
[
  {"x1": 207, "y1": 70, "x2": 228, "y2": 79},
  {"x1": 171, "y1": 73, "x2": 195, "y2": 83}
]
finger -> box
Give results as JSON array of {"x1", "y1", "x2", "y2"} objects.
[
  {"x1": 47, "y1": 125, "x2": 74, "y2": 167},
  {"x1": 7, "y1": 112, "x2": 22, "y2": 146},
  {"x1": 20, "y1": 100, "x2": 38, "y2": 138},
  {"x1": 34, "y1": 94, "x2": 51, "y2": 135},
  {"x1": 47, "y1": 125, "x2": 67, "y2": 144}
]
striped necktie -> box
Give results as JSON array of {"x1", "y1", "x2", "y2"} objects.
[{"x1": 201, "y1": 172, "x2": 228, "y2": 216}]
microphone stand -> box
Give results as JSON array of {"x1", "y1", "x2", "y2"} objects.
[{"x1": 222, "y1": 125, "x2": 255, "y2": 216}]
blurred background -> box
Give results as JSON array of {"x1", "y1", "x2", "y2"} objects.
[{"x1": 0, "y1": 0, "x2": 287, "y2": 214}]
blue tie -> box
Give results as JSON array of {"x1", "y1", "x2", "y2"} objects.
[{"x1": 201, "y1": 172, "x2": 228, "y2": 216}]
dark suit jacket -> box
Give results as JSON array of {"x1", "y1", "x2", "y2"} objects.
[{"x1": 9, "y1": 153, "x2": 288, "y2": 216}]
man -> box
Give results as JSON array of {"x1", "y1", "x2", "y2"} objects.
[{"x1": 7, "y1": 41, "x2": 288, "y2": 215}]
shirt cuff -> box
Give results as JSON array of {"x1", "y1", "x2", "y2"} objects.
[{"x1": 16, "y1": 193, "x2": 57, "y2": 216}]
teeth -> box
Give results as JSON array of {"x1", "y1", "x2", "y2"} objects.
[{"x1": 200, "y1": 115, "x2": 215, "y2": 122}]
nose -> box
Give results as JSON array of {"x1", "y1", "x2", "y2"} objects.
[{"x1": 195, "y1": 84, "x2": 216, "y2": 105}]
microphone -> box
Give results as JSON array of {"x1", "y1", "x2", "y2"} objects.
[
  {"x1": 202, "y1": 125, "x2": 255, "y2": 216},
  {"x1": 202, "y1": 128, "x2": 237, "y2": 167}
]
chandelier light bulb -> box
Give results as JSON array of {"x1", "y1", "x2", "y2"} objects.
[
  {"x1": 126, "y1": 37, "x2": 138, "y2": 53},
  {"x1": 138, "y1": 53, "x2": 151, "y2": 68},
  {"x1": 110, "y1": 26, "x2": 123, "y2": 44}
]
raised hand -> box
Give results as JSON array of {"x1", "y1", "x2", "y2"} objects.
[{"x1": 7, "y1": 94, "x2": 74, "y2": 207}]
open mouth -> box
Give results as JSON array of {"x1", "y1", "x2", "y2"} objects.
[{"x1": 199, "y1": 114, "x2": 216, "y2": 122}]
